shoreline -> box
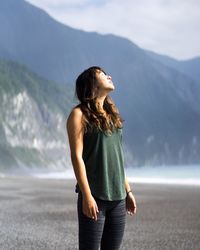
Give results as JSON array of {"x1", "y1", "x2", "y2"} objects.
[{"x1": 1, "y1": 173, "x2": 200, "y2": 187}]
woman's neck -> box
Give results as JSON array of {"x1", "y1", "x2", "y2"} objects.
[{"x1": 96, "y1": 96, "x2": 106, "y2": 110}]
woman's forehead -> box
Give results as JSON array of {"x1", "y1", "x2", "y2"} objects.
[{"x1": 96, "y1": 69, "x2": 106, "y2": 75}]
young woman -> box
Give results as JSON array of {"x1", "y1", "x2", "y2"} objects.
[{"x1": 66, "y1": 66, "x2": 137, "y2": 250}]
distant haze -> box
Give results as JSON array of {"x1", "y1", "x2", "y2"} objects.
[{"x1": 26, "y1": 0, "x2": 200, "y2": 60}]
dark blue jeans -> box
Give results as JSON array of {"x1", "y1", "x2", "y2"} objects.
[{"x1": 77, "y1": 192, "x2": 126, "y2": 250}]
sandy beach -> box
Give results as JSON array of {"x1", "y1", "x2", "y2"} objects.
[{"x1": 0, "y1": 177, "x2": 200, "y2": 250}]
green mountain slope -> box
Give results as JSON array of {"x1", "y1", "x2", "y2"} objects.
[{"x1": 0, "y1": 59, "x2": 75, "y2": 171}]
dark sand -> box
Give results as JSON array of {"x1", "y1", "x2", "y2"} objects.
[{"x1": 0, "y1": 177, "x2": 200, "y2": 250}]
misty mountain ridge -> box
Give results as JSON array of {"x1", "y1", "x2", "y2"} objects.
[{"x1": 145, "y1": 50, "x2": 200, "y2": 83}]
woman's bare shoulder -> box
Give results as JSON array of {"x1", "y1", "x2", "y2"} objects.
[
  {"x1": 66, "y1": 106, "x2": 83, "y2": 129},
  {"x1": 69, "y1": 106, "x2": 83, "y2": 118}
]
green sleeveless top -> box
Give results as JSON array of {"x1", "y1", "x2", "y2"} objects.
[{"x1": 75, "y1": 126, "x2": 126, "y2": 201}]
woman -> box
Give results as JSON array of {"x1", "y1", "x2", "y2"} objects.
[{"x1": 66, "y1": 66, "x2": 137, "y2": 250}]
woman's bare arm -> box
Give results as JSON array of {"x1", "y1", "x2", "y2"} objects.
[
  {"x1": 125, "y1": 177, "x2": 137, "y2": 215},
  {"x1": 66, "y1": 107, "x2": 99, "y2": 220},
  {"x1": 66, "y1": 107, "x2": 91, "y2": 197},
  {"x1": 125, "y1": 177, "x2": 132, "y2": 193}
]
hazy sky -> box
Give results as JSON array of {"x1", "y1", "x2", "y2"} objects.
[{"x1": 26, "y1": 0, "x2": 200, "y2": 60}]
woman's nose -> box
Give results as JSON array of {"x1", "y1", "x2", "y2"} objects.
[{"x1": 107, "y1": 75, "x2": 112, "y2": 79}]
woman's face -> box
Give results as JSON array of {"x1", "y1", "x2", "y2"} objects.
[{"x1": 95, "y1": 70, "x2": 115, "y2": 93}]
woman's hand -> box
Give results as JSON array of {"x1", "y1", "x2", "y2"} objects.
[
  {"x1": 126, "y1": 192, "x2": 137, "y2": 216},
  {"x1": 82, "y1": 194, "x2": 99, "y2": 221}
]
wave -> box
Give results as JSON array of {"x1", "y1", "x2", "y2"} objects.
[{"x1": 1, "y1": 165, "x2": 200, "y2": 186}]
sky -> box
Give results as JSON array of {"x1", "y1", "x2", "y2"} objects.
[{"x1": 26, "y1": 0, "x2": 200, "y2": 60}]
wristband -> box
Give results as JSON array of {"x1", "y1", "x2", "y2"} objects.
[{"x1": 126, "y1": 190, "x2": 132, "y2": 195}]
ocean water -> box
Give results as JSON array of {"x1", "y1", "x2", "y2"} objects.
[
  {"x1": 28, "y1": 165, "x2": 200, "y2": 186},
  {"x1": 125, "y1": 165, "x2": 200, "y2": 186},
  {"x1": 1, "y1": 165, "x2": 200, "y2": 186}
]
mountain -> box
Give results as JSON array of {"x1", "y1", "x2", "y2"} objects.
[
  {"x1": 145, "y1": 50, "x2": 200, "y2": 83},
  {"x1": 117, "y1": 59, "x2": 200, "y2": 166},
  {"x1": 0, "y1": 0, "x2": 200, "y2": 167},
  {"x1": 0, "y1": 0, "x2": 152, "y2": 84},
  {"x1": 0, "y1": 58, "x2": 75, "y2": 171}
]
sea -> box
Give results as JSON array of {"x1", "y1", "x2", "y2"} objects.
[{"x1": 3, "y1": 164, "x2": 198, "y2": 186}]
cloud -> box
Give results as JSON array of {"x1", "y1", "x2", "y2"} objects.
[{"x1": 26, "y1": 0, "x2": 200, "y2": 60}]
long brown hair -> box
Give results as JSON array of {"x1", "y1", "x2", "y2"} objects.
[{"x1": 75, "y1": 66, "x2": 124, "y2": 135}]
